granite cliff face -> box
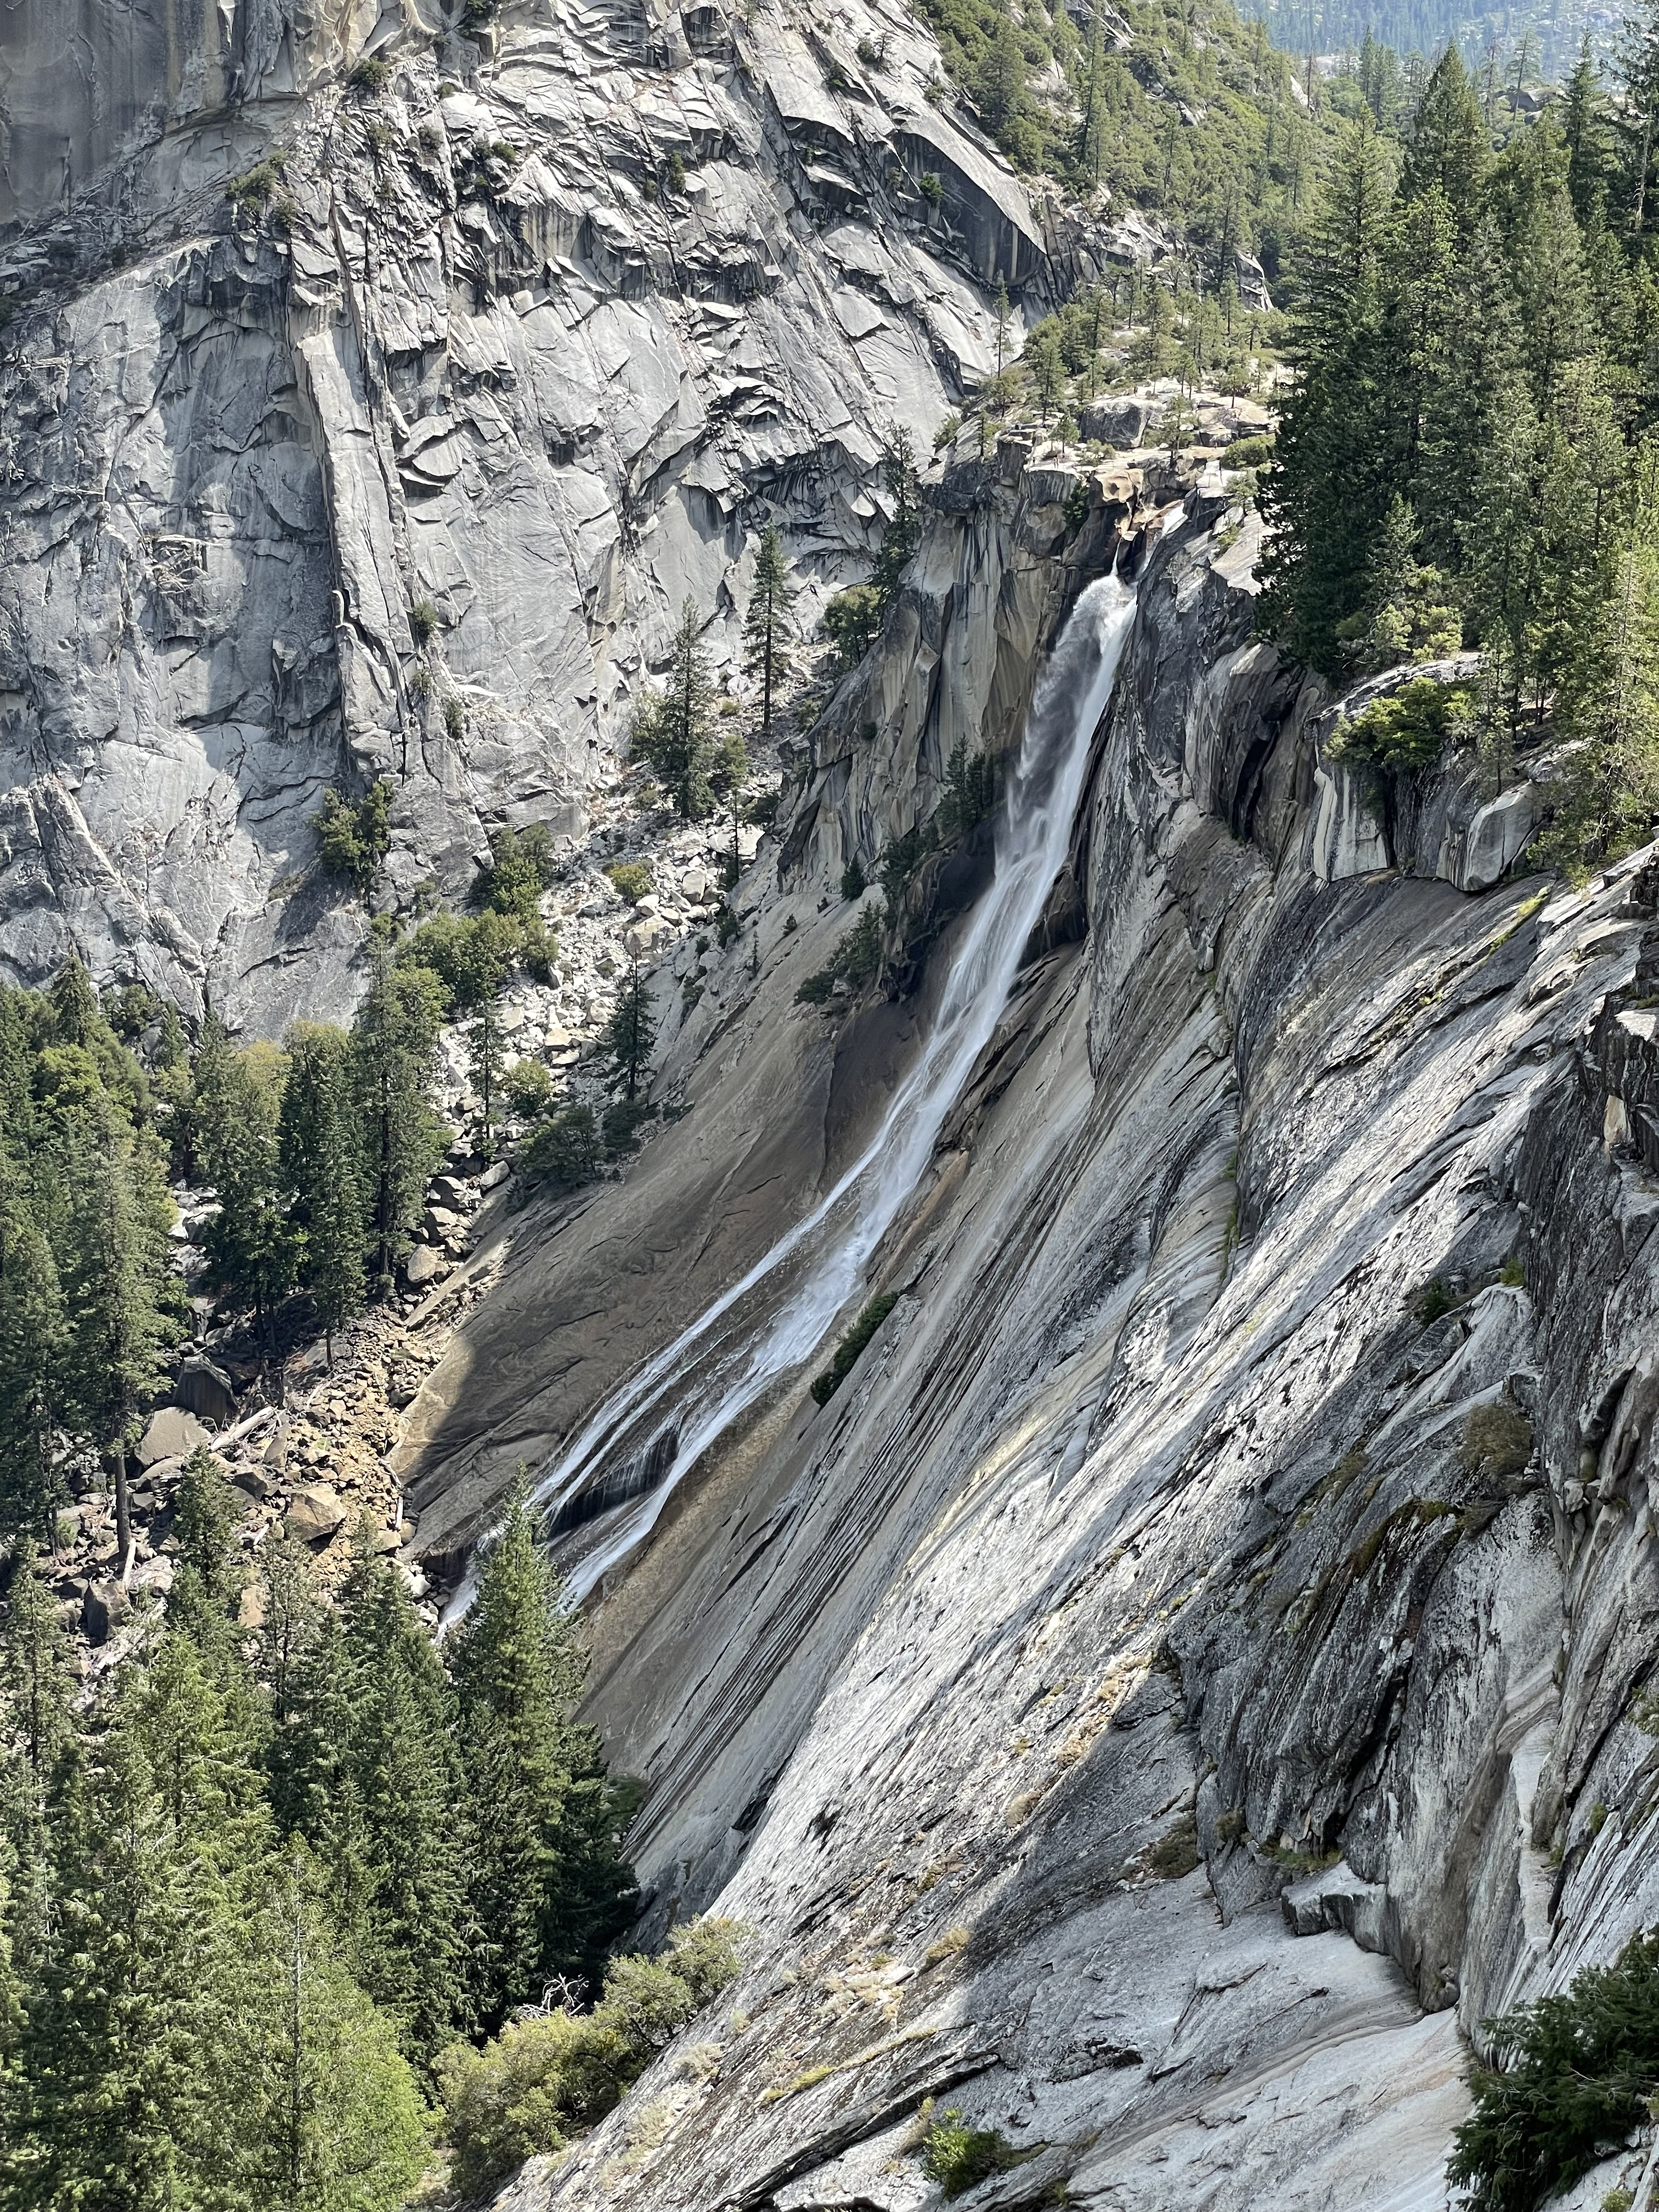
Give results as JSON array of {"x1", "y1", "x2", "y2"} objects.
[
  {"x1": 0, "y1": 0, "x2": 1061, "y2": 1030},
  {"x1": 13, "y1": 9, "x2": 1659, "y2": 2212},
  {"x1": 401, "y1": 483, "x2": 1659, "y2": 2212}
]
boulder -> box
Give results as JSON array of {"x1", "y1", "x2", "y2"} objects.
[
  {"x1": 406, "y1": 1244, "x2": 448, "y2": 1287},
  {"x1": 173, "y1": 1355, "x2": 237, "y2": 1426},
  {"x1": 431, "y1": 1174, "x2": 471, "y2": 1209},
  {"x1": 287, "y1": 1483, "x2": 347, "y2": 1545},
  {"x1": 479, "y1": 1160, "x2": 511, "y2": 1191},
  {"x1": 137, "y1": 1405, "x2": 210, "y2": 1466},
  {"x1": 1079, "y1": 394, "x2": 1158, "y2": 449},
  {"x1": 83, "y1": 1579, "x2": 131, "y2": 1644}
]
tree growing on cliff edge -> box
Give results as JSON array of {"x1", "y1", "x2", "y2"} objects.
[
  {"x1": 605, "y1": 951, "x2": 656, "y2": 1103},
  {"x1": 742, "y1": 523, "x2": 795, "y2": 747},
  {"x1": 630, "y1": 601, "x2": 720, "y2": 820}
]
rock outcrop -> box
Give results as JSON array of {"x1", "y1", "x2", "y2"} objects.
[
  {"x1": 0, "y1": 0, "x2": 1060, "y2": 1030},
  {"x1": 393, "y1": 482, "x2": 1659, "y2": 2212}
]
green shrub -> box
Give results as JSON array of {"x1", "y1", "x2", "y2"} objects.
[
  {"x1": 1063, "y1": 476, "x2": 1092, "y2": 533},
  {"x1": 878, "y1": 821, "x2": 936, "y2": 908},
  {"x1": 796, "y1": 970, "x2": 835, "y2": 1005},
  {"x1": 409, "y1": 599, "x2": 439, "y2": 647},
  {"x1": 436, "y1": 2012, "x2": 619, "y2": 2198},
  {"x1": 1148, "y1": 1815, "x2": 1200, "y2": 1877},
  {"x1": 1448, "y1": 1931, "x2": 1659, "y2": 2212},
  {"x1": 936, "y1": 739, "x2": 998, "y2": 841},
  {"x1": 1412, "y1": 1278, "x2": 1454, "y2": 1325},
  {"x1": 603, "y1": 1098, "x2": 652, "y2": 1156},
  {"x1": 810, "y1": 1293, "x2": 900, "y2": 1405},
  {"x1": 314, "y1": 782, "x2": 391, "y2": 896},
  {"x1": 1460, "y1": 1402, "x2": 1534, "y2": 1482},
  {"x1": 919, "y1": 170, "x2": 944, "y2": 205},
  {"x1": 715, "y1": 901, "x2": 740, "y2": 948},
  {"x1": 841, "y1": 857, "x2": 867, "y2": 901},
  {"x1": 436, "y1": 1917, "x2": 744, "y2": 2197},
  {"x1": 838, "y1": 905, "x2": 884, "y2": 991},
  {"x1": 660, "y1": 1917, "x2": 744, "y2": 2002},
  {"x1": 1222, "y1": 432, "x2": 1274, "y2": 469},
  {"x1": 918, "y1": 2107, "x2": 1021, "y2": 2198},
  {"x1": 397, "y1": 908, "x2": 520, "y2": 1012},
  {"x1": 225, "y1": 156, "x2": 286, "y2": 207},
  {"x1": 1333, "y1": 678, "x2": 1474, "y2": 775},
  {"x1": 349, "y1": 54, "x2": 391, "y2": 93},
  {"x1": 822, "y1": 584, "x2": 884, "y2": 672},
  {"x1": 605, "y1": 862, "x2": 654, "y2": 906},
  {"x1": 505, "y1": 1059, "x2": 554, "y2": 1117},
  {"x1": 444, "y1": 696, "x2": 465, "y2": 740},
  {"x1": 473, "y1": 823, "x2": 556, "y2": 929},
  {"x1": 520, "y1": 1105, "x2": 601, "y2": 1192}
]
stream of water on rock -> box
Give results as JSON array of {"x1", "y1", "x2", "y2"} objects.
[{"x1": 448, "y1": 563, "x2": 1143, "y2": 1617}]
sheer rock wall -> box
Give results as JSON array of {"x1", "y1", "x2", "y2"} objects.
[
  {"x1": 0, "y1": 0, "x2": 1036, "y2": 1030},
  {"x1": 466, "y1": 496, "x2": 1659, "y2": 2212}
]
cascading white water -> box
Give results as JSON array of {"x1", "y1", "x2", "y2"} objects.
[{"x1": 447, "y1": 565, "x2": 1142, "y2": 1620}]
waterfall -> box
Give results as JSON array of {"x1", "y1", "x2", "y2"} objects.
[{"x1": 448, "y1": 564, "x2": 1143, "y2": 1617}]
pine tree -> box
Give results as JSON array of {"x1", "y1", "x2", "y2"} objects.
[
  {"x1": 47, "y1": 954, "x2": 98, "y2": 1049},
  {"x1": 1258, "y1": 110, "x2": 1398, "y2": 671},
  {"x1": 279, "y1": 1025, "x2": 366, "y2": 1364},
  {"x1": 334, "y1": 1553, "x2": 471, "y2": 2058},
  {"x1": 195, "y1": 1032, "x2": 298, "y2": 1353},
  {"x1": 1400, "y1": 47, "x2": 1485, "y2": 218},
  {"x1": 741, "y1": 523, "x2": 794, "y2": 746},
  {"x1": 469, "y1": 997, "x2": 506, "y2": 1167},
  {"x1": 348, "y1": 962, "x2": 446, "y2": 1296},
  {"x1": 52, "y1": 1097, "x2": 179, "y2": 1571},
  {"x1": 233, "y1": 1847, "x2": 433, "y2": 2211},
  {"x1": 2, "y1": 1711, "x2": 234, "y2": 2208},
  {"x1": 0, "y1": 1545, "x2": 71, "y2": 1784},
  {"x1": 872, "y1": 426, "x2": 921, "y2": 607},
  {"x1": 449, "y1": 1482, "x2": 636, "y2": 2022},
  {"x1": 0, "y1": 1193, "x2": 67, "y2": 1545},
  {"x1": 605, "y1": 952, "x2": 656, "y2": 1102},
  {"x1": 1616, "y1": 0, "x2": 1659, "y2": 239},
  {"x1": 1564, "y1": 38, "x2": 1617, "y2": 227},
  {"x1": 630, "y1": 601, "x2": 718, "y2": 821}
]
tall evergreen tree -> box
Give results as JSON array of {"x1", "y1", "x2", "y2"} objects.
[
  {"x1": 630, "y1": 601, "x2": 718, "y2": 821},
  {"x1": 278, "y1": 1025, "x2": 366, "y2": 1364},
  {"x1": 605, "y1": 953, "x2": 656, "y2": 1103},
  {"x1": 194, "y1": 1034, "x2": 298, "y2": 1353},
  {"x1": 741, "y1": 523, "x2": 794, "y2": 747},
  {"x1": 449, "y1": 1483, "x2": 636, "y2": 2023},
  {"x1": 1400, "y1": 47, "x2": 1486, "y2": 220},
  {"x1": 0, "y1": 1195, "x2": 67, "y2": 1545},
  {"x1": 348, "y1": 964, "x2": 446, "y2": 1296},
  {"x1": 52, "y1": 1097, "x2": 178, "y2": 1571}
]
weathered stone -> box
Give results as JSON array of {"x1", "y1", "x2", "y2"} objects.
[
  {"x1": 173, "y1": 1355, "x2": 238, "y2": 1426},
  {"x1": 137, "y1": 1406, "x2": 210, "y2": 1466},
  {"x1": 286, "y1": 1483, "x2": 347, "y2": 1545},
  {"x1": 405, "y1": 1245, "x2": 448, "y2": 1288},
  {"x1": 82, "y1": 1579, "x2": 129, "y2": 1645}
]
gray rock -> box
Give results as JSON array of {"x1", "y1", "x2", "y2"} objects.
[
  {"x1": 173, "y1": 1356, "x2": 238, "y2": 1426},
  {"x1": 405, "y1": 1244, "x2": 448, "y2": 1288},
  {"x1": 82, "y1": 1579, "x2": 130, "y2": 1645},
  {"x1": 286, "y1": 1483, "x2": 346, "y2": 1545},
  {"x1": 0, "y1": 0, "x2": 1006, "y2": 1034},
  {"x1": 137, "y1": 1406, "x2": 210, "y2": 1466}
]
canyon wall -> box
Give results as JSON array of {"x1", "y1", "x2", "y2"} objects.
[{"x1": 439, "y1": 488, "x2": 1659, "y2": 2212}]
